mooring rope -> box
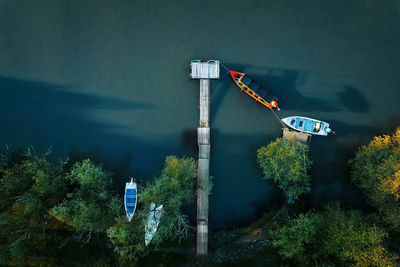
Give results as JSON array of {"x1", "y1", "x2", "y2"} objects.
[
  {"x1": 271, "y1": 108, "x2": 287, "y2": 128},
  {"x1": 220, "y1": 63, "x2": 230, "y2": 72},
  {"x1": 221, "y1": 61, "x2": 287, "y2": 129}
]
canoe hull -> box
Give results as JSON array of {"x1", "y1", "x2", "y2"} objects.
[
  {"x1": 145, "y1": 203, "x2": 164, "y2": 246},
  {"x1": 229, "y1": 70, "x2": 279, "y2": 110},
  {"x1": 282, "y1": 116, "x2": 332, "y2": 136},
  {"x1": 124, "y1": 178, "x2": 137, "y2": 222}
]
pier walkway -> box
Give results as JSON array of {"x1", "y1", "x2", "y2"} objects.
[{"x1": 190, "y1": 60, "x2": 219, "y2": 255}]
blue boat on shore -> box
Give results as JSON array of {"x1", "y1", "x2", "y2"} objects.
[
  {"x1": 124, "y1": 178, "x2": 137, "y2": 222},
  {"x1": 282, "y1": 116, "x2": 334, "y2": 136}
]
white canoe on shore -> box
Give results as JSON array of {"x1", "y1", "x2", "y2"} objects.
[{"x1": 145, "y1": 203, "x2": 164, "y2": 246}]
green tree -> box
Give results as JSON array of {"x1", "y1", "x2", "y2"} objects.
[
  {"x1": 51, "y1": 159, "x2": 121, "y2": 242},
  {"x1": 257, "y1": 138, "x2": 312, "y2": 203},
  {"x1": 270, "y1": 213, "x2": 317, "y2": 264},
  {"x1": 107, "y1": 156, "x2": 196, "y2": 262},
  {"x1": 270, "y1": 203, "x2": 398, "y2": 266},
  {"x1": 0, "y1": 156, "x2": 67, "y2": 265},
  {"x1": 0, "y1": 149, "x2": 196, "y2": 265},
  {"x1": 350, "y1": 128, "x2": 400, "y2": 230}
]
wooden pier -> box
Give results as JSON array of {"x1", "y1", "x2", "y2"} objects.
[
  {"x1": 283, "y1": 128, "x2": 311, "y2": 204},
  {"x1": 190, "y1": 60, "x2": 219, "y2": 255},
  {"x1": 282, "y1": 128, "x2": 311, "y2": 146}
]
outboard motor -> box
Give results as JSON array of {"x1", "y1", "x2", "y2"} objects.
[{"x1": 326, "y1": 127, "x2": 335, "y2": 134}]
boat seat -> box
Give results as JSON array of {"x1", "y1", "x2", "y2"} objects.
[{"x1": 126, "y1": 203, "x2": 136, "y2": 206}]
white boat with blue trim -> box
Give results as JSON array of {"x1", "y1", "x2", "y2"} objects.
[
  {"x1": 124, "y1": 178, "x2": 137, "y2": 222},
  {"x1": 282, "y1": 116, "x2": 334, "y2": 136}
]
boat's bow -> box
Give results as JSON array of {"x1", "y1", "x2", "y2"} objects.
[
  {"x1": 228, "y1": 70, "x2": 244, "y2": 80},
  {"x1": 125, "y1": 178, "x2": 137, "y2": 222},
  {"x1": 282, "y1": 117, "x2": 296, "y2": 129}
]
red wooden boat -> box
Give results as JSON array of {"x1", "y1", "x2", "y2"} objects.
[{"x1": 229, "y1": 70, "x2": 279, "y2": 110}]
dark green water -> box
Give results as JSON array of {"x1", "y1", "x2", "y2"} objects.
[{"x1": 1, "y1": 0, "x2": 400, "y2": 229}]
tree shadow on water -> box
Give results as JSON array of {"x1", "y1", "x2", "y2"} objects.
[
  {"x1": 0, "y1": 75, "x2": 181, "y2": 191},
  {"x1": 308, "y1": 120, "x2": 380, "y2": 210}
]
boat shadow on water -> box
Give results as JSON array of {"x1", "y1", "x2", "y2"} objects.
[{"x1": 222, "y1": 63, "x2": 370, "y2": 113}]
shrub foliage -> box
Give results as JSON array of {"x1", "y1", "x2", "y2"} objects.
[
  {"x1": 0, "y1": 148, "x2": 196, "y2": 265},
  {"x1": 350, "y1": 128, "x2": 400, "y2": 229},
  {"x1": 257, "y1": 138, "x2": 312, "y2": 202}
]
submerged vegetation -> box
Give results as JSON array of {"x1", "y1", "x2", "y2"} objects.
[{"x1": 0, "y1": 148, "x2": 196, "y2": 265}]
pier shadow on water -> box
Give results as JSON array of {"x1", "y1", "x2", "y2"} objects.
[{"x1": 209, "y1": 74, "x2": 232, "y2": 125}]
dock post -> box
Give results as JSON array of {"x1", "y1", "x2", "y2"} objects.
[{"x1": 190, "y1": 60, "x2": 219, "y2": 255}]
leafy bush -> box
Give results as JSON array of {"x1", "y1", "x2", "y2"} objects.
[
  {"x1": 350, "y1": 128, "x2": 400, "y2": 229},
  {"x1": 51, "y1": 159, "x2": 121, "y2": 242},
  {"x1": 0, "y1": 156, "x2": 67, "y2": 265},
  {"x1": 0, "y1": 147, "x2": 196, "y2": 265},
  {"x1": 270, "y1": 203, "x2": 398, "y2": 266},
  {"x1": 257, "y1": 138, "x2": 312, "y2": 202}
]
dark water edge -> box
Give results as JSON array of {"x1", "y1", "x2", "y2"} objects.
[{"x1": 1, "y1": 0, "x2": 400, "y2": 230}]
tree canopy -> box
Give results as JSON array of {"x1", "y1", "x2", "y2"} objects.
[
  {"x1": 270, "y1": 203, "x2": 398, "y2": 266},
  {"x1": 0, "y1": 154, "x2": 68, "y2": 265},
  {"x1": 107, "y1": 156, "x2": 197, "y2": 262},
  {"x1": 51, "y1": 159, "x2": 121, "y2": 242},
  {"x1": 0, "y1": 147, "x2": 197, "y2": 266},
  {"x1": 257, "y1": 138, "x2": 312, "y2": 202},
  {"x1": 350, "y1": 128, "x2": 400, "y2": 230}
]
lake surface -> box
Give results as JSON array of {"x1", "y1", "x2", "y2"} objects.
[{"x1": 1, "y1": 0, "x2": 400, "y2": 229}]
